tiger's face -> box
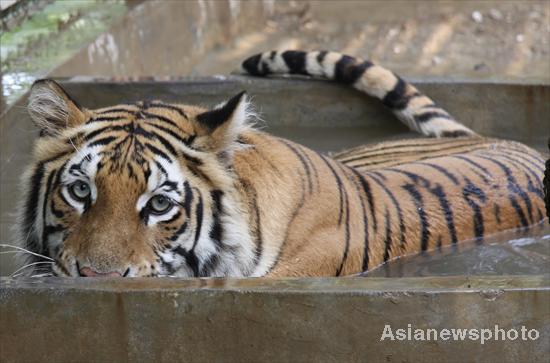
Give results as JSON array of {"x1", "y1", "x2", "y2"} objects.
[{"x1": 18, "y1": 80, "x2": 256, "y2": 277}]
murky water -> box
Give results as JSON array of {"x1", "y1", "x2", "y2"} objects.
[{"x1": 364, "y1": 223, "x2": 550, "y2": 277}]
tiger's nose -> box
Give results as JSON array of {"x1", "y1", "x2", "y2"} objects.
[{"x1": 79, "y1": 266, "x2": 122, "y2": 277}]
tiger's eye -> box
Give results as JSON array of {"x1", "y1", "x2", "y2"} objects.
[
  {"x1": 149, "y1": 195, "x2": 172, "y2": 214},
  {"x1": 70, "y1": 181, "x2": 91, "y2": 201}
]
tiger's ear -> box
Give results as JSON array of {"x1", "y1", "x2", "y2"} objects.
[
  {"x1": 28, "y1": 79, "x2": 86, "y2": 136},
  {"x1": 193, "y1": 91, "x2": 252, "y2": 152}
]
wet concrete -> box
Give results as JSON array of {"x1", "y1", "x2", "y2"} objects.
[
  {"x1": 1, "y1": 275, "x2": 549, "y2": 362},
  {"x1": 52, "y1": 0, "x2": 550, "y2": 82}
]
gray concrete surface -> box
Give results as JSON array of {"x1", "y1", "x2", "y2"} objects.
[{"x1": 1, "y1": 275, "x2": 549, "y2": 363}]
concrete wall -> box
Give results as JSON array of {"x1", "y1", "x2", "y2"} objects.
[{"x1": 1, "y1": 276, "x2": 549, "y2": 362}]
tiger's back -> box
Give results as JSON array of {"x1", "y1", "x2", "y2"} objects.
[{"x1": 232, "y1": 133, "x2": 545, "y2": 276}]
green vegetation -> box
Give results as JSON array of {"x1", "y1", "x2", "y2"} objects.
[{"x1": 1, "y1": 0, "x2": 127, "y2": 107}]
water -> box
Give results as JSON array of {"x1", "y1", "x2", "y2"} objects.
[{"x1": 364, "y1": 223, "x2": 550, "y2": 277}]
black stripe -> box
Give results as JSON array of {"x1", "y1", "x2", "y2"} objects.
[
  {"x1": 40, "y1": 168, "x2": 58, "y2": 256},
  {"x1": 370, "y1": 170, "x2": 387, "y2": 181},
  {"x1": 337, "y1": 138, "x2": 466, "y2": 159},
  {"x1": 430, "y1": 184, "x2": 458, "y2": 244},
  {"x1": 414, "y1": 161, "x2": 459, "y2": 185},
  {"x1": 386, "y1": 168, "x2": 430, "y2": 186},
  {"x1": 526, "y1": 173, "x2": 544, "y2": 199},
  {"x1": 280, "y1": 139, "x2": 313, "y2": 193},
  {"x1": 160, "y1": 180, "x2": 178, "y2": 192},
  {"x1": 50, "y1": 198, "x2": 64, "y2": 219},
  {"x1": 149, "y1": 103, "x2": 188, "y2": 119},
  {"x1": 147, "y1": 129, "x2": 178, "y2": 156},
  {"x1": 83, "y1": 125, "x2": 116, "y2": 141},
  {"x1": 23, "y1": 163, "x2": 45, "y2": 255},
  {"x1": 440, "y1": 130, "x2": 472, "y2": 138},
  {"x1": 43, "y1": 224, "x2": 64, "y2": 238},
  {"x1": 451, "y1": 155, "x2": 491, "y2": 175},
  {"x1": 169, "y1": 220, "x2": 188, "y2": 241},
  {"x1": 200, "y1": 254, "x2": 220, "y2": 277},
  {"x1": 383, "y1": 209, "x2": 392, "y2": 262},
  {"x1": 448, "y1": 155, "x2": 491, "y2": 183},
  {"x1": 173, "y1": 245, "x2": 198, "y2": 277},
  {"x1": 242, "y1": 53, "x2": 267, "y2": 76},
  {"x1": 141, "y1": 111, "x2": 181, "y2": 129},
  {"x1": 413, "y1": 111, "x2": 452, "y2": 124},
  {"x1": 209, "y1": 190, "x2": 224, "y2": 249},
  {"x1": 145, "y1": 122, "x2": 193, "y2": 146},
  {"x1": 282, "y1": 50, "x2": 308, "y2": 75},
  {"x1": 319, "y1": 155, "x2": 345, "y2": 225},
  {"x1": 387, "y1": 168, "x2": 457, "y2": 245},
  {"x1": 96, "y1": 108, "x2": 135, "y2": 115},
  {"x1": 402, "y1": 183, "x2": 430, "y2": 251},
  {"x1": 164, "y1": 210, "x2": 183, "y2": 225},
  {"x1": 489, "y1": 151, "x2": 543, "y2": 186},
  {"x1": 182, "y1": 181, "x2": 194, "y2": 216},
  {"x1": 462, "y1": 178, "x2": 486, "y2": 239},
  {"x1": 193, "y1": 191, "x2": 204, "y2": 246},
  {"x1": 334, "y1": 164, "x2": 351, "y2": 276},
  {"x1": 243, "y1": 180, "x2": 264, "y2": 268},
  {"x1": 367, "y1": 172, "x2": 405, "y2": 245},
  {"x1": 267, "y1": 173, "x2": 307, "y2": 274},
  {"x1": 87, "y1": 116, "x2": 126, "y2": 123},
  {"x1": 144, "y1": 142, "x2": 172, "y2": 162},
  {"x1": 476, "y1": 154, "x2": 532, "y2": 226},
  {"x1": 506, "y1": 149, "x2": 545, "y2": 172},
  {"x1": 348, "y1": 168, "x2": 377, "y2": 234},
  {"x1": 88, "y1": 136, "x2": 118, "y2": 147},
  {"x1": 347, "y1": 168, "x2": 372, "y2": 270},
  {"x1": 316, "y1": 50, "x2": 328, "y2": 64},
  {"x1": 382, "y1": 76, "x2": 409, "y2": 110},
  {"x1": 334, "y1": 55, "x2": 373, "y2": 84},
  {"x1": 154, "y1": 160, "x2": 168, "y2": 178},
  {"x1": 342, "y1": 142, "x2": 482, "y2": 164}
]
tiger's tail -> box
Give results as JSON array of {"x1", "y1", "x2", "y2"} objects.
[{"x1": 241, "y1": 50, "x2": 476, "y2": 138}]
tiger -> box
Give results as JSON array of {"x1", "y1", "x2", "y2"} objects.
[{"x1": 15, "y1": 50, "x2": 546, "y2": 278}]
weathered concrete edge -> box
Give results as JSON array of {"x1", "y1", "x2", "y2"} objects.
[
  {"x1": 3, "y1": 75, "x2": 549, "y2": 116},
  {"x1": 1, "y1": 275, "x2": 549, "y2": 294},
  {"x1": 62, "y1": 74, "x2": 550, "y2": 86}
]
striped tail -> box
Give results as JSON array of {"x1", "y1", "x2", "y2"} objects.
[{"x1": 241, "y1": 50, "x2": 477, "y2": 138}]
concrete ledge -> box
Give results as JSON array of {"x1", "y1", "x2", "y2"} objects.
[{"x1": 1, "y1": 276, "x2": 549, "y2": 362}]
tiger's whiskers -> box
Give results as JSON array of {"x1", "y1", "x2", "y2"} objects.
[
  {"x1": 0, "y1": 244, "x2": 54, "y2": 261},
  {"x1": 10, "y1": 261, "x2": 54, "y2": 277}
]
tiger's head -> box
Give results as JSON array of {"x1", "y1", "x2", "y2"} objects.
[{"x1": 17, "y1": 79, "x2": 257, "y2": 277}]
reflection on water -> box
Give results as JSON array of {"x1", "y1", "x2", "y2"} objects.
[
  {"x1": 0, "y1": 0, "x2": 128, "y2": 108},
  {"x1": 364, "y1": 222, "x2": 550, "y2": 277}
]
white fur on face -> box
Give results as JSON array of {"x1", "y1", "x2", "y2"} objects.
[
  {"x1": 60, "y1": 148, "x2": 102, "y2": 214},
  {"x1": 136, "y1": 155, "x2": 185, "y2": 226}
]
